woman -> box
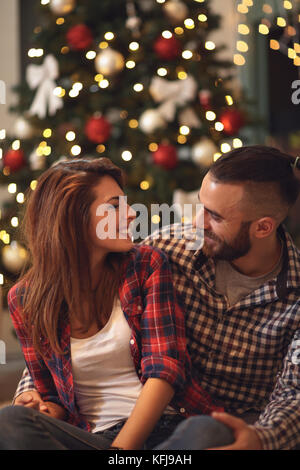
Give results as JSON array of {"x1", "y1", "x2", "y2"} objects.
[{"x1": 3, "y1": 157, "x2": 224, "y2": 450}]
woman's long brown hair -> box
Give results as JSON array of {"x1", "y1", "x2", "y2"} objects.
[{"x1": 18, "y1": 157, "x2": 126, "y2": 356}]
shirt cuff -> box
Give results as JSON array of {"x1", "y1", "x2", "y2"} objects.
[
  {"x1": 141, "y1": 355, "x2": 186, "y2": 392},
  {"x1": 250, "y1": 424, "x2": 278, "y2": 450}
]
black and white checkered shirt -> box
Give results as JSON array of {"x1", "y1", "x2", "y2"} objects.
[{"x1": 15, "y1": 224, "x2": 300, "y2": 449}]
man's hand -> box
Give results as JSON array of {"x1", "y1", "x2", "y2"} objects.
[
  {"x1": 14, "y1": 391, "x2": 49, "y2": 413},
  {"x1": 14, "y1": 391, "x2": 66, "y2": 420},
  {"x1": 206, "y1": 412, "x2": 263, "y2": 450}
]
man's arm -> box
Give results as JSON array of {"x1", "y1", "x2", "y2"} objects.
[
  {"x1": 250, "y1": 328, "x2": 300, "y2": 450},
  {"x1": 208, "y1": 329, "x2": 300, "y2": 450}
]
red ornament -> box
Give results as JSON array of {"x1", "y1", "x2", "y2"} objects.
[
  {"x1": 152, "y1": 144, "x2": 178, "y2": 170},
  {"x1": 219, "y1": 109, "x2": 245, "y2": 136},
  {"x1": 85, "y1": 116, "x2": 111, "y2": 144},
  {"x1": 153, "y1": 36, "x2": 182, "y2": 60},
  {"x1": 199, "y1": 89, "x2": 212, "y2": 110},
  {"x1": 66, "y1": 24, "x2": 93, "y2": 51},
  {"x1": 3, "y1": 149, "x2": 25, "y2": 172}
]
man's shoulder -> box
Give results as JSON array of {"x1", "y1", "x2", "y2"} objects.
[{"x1": 139, "y1": 223, "x2": 203, "y2": 269}]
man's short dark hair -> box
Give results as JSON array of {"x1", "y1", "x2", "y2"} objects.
[{"x1": 209, "y1": 145, "x2": 300, "y2": 210}]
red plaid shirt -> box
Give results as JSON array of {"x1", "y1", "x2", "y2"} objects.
[{"x1": 8, "y1": 245, "x2": 222, "y2": 431}]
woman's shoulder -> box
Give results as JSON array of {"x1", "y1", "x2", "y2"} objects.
[
  {"x1": 129, "y1": 243, "x2": 169, "y2": 265},
  {"x1": 7, "y1": 280, "x2": 27, "y2": 310},
  {"x1": 123, "y1": 245, "x2": 170, "y2": 279}
]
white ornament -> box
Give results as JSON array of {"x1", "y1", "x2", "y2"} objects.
[
  {"x1": 126, "y1": 16, "x2": 141, "y2": 32},
  {"x1": 2, "y1": 241, "x2": 29, "y2": 274},
  {"x1": 49, "y1": 0, "x2": 75, "y2": 15},
  {"x1": 95, "y1": 48, "x2": 125, "y2": 76},
  {"x1": 149, "y1": 76, "x2": 198, "y2": 122},
  {"x1": 139, "y1": 109, "x2": 166, "y2": 134},
  {"x1": 14, "y1": 116, "x2": 34, "y2": 139},
  {"x1": 163, "y1": 0, "x2": 189, "y2": 23},
  {"x1": 191, "y1": 137, "x2": 218, "y2": 167},
  {"x1": 26, "y1": 54, "x2": 63, "y2": 119},
  {"x1": 29, "y1": 148, "x2": 46, "y2": 171}
]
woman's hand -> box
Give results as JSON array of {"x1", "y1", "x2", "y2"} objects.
[{"x1": 14, "y1": 391, "x2": 66, "y2": 420}]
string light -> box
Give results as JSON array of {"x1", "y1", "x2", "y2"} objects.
[
  {"x1": 215, "y1": 122, "x2": 224, "y2": 131},
  {"x1": 221, "y1": 143, "x2": 231, "y2": 153},
  {"x1": 126, "y1": 60, "x2": 136, "y2": 69},
  {"x1": 71, "y1": 145, "x2": 81, "y2": 156},
  {"x1": 43, "y1": 128, "x2": 52, "y2": 138},
  {"x1": 174, "y1": 27, "x2": 184, "y2": 35},
  {"x1": 225, "y1": 95, "x2": 234, "y2": 106},
  {"x1": 11, "y1": 217, "x2": 18, "y2": 228},
  {"x1": 198, "y1": 14, "x2": 207, "y2": 22},
  {"x1": 233, "y1": 138, "x2": 243, "y2": 148},
  {"x1": 8, "y1": 183, "x2": 17, "y2": 194},
  {"x1": 162, "y1": 31, "x2": 172, "y2": 39},
  {"x1": 30, "y1": 180, "x2": 37, "y2": 190},
  {"x1": 53, "y1": 87, "x2": 65, "y2": 97},
  {"x1": 140, "y1": 181, "x2": 150, "y2": 190},
  {"x1": 66, "y1": 131, "x2": 76, "y2": 141},
  {"x1": 206, "y1": 111, "x2": 216, "y2": 121},
  {"x1": 184, "y1": 19, "x2": 195, "y2": 29},
  {"x1": 179, "y1": 125, "x2": 190, "y2": 135},
  {"x1": 151, "y1": 215, "x2": 160, "y2": 224},
  {"x1": 128, "y1": 119, "x2": 138, "y2": 128},
  {"x1": 121, "y1": 150, "x2": 132, "y2": 161},
  {"x1": 16, "y1": 193, "x2": 25, "y2": 203},
  {"x1": 96, "y1": 145, "x2": 106, "y2": 153},
  {"x1": 12, "y1": 140, "x2": 20, "y2": 150},
  {"x1": 205, "y1": 41, "x2": 216, "y2": 50},
  {"x1": 99, "y1": 79, "x2": 109, "y2": 89},
  {"x1": 182, "y1": 50, "x2": 193, "y2": 59},
  {"x1": 129, "y1": 41, "x2": 139, "y2": 50},
  {"x1": 104, "y1": 32, "x2": 114, "y2": 40},
  {"x1": 133, "y1": 83, "x2": 143, "y2": 92},
  {"x1": 148, "y1": 143, "x2": 158, "y2": 152},
  {"x1": 0, "y1": 129, "x2": 6, "y2": 139},
  {"x1": 28, "y1": 48, "x2": 44, "y2": 57},
  {"x1": 86, "y1": 51, "x2": 96, "y2": 59},
  {"x1": 157, "y1": 67, "x2": 168, "y2": 76}
]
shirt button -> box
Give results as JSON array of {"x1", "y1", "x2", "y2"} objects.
[
  {"x1": 130, "y1": 339, "x2": 135, "y2": 345},
  {"x1": 137, "y1": 306, "x2": 142, "y2": 311},
  {"x1": 180, "y1": 407, "x2": 185, "y2": 413}
]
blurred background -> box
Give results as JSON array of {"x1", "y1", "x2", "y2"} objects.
[{"x1": 0, "y1": 0, "x2": 300, "y2": 404}]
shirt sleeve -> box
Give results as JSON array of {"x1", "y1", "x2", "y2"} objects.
[
  {"x1": 7, "y1": 285, "x2": 65, "y2": 408},
  {"x1": 252, "y1": 328, "x2": 300, "y2": 450},
  {"x1": 12, "y1": 367, "x2": 36, "y2": 403},
  {"x1": 138, "y1": 247, "x2": 188, "y2": 392}
]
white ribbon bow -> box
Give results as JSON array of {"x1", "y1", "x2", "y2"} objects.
[
  {"x1": 149, "y1": 76, "x2": 200, "y2": 127},
  {"x1": 26, "y1": 54, "x2": 63, "y2": 119}
]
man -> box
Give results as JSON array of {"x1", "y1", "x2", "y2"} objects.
[{"x1": 10, "y1": 146, "x2": 300, "y2": 449}]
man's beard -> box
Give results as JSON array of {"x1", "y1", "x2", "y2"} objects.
[{"x1": 202, "y1": 221, "x2": 252, "y2": 261}]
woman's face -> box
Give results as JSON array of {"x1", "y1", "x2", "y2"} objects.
[{"x1": 89, "y1": 175, "x2": 136, "y2": 256}]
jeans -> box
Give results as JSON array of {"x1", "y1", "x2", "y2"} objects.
[{"x1": 0, "y1": 406, "x2": 193, "y2": 450}]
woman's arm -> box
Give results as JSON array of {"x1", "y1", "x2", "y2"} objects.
[{"x1": 111, "y1": 378, "x2": 174, "y2": 450}]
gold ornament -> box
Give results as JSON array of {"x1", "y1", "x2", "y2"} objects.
[
  {"x1": 2, "y1": 241, "x2": 29, "y2": 274},
  {"x1": 163, "y1": 0, "x2": 189, "y2": 23},
  {"x1": 191, "y1": 137, "x2": 218, "y2": 167},
  {"x1": 49, "y1": 0, "x2": 76, "y2": 15},
  {"x1": 95, "y1": 48, "x2": 125, "y2": 76}
]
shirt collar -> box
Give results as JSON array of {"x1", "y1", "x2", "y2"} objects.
[{"x1": 192, "y1": 224, "x2": 300, "y2": 297}]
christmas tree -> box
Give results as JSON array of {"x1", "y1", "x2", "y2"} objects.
[{"x1": 0, "y1": 0, "x2": 248, "y2": 295}]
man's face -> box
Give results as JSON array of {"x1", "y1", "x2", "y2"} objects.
[{"x1": 194, "y1": 173, "x2": 253, "y2": 261}]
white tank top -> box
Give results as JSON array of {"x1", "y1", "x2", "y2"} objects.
[{"x1": 70, "y1": 298, "x2": 143, "y2": 432}]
